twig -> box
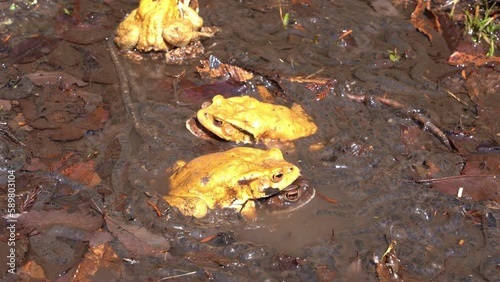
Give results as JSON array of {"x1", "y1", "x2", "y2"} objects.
[
  {"x1": 0, "y1": 125, "x2": 26, "y2": 146},
  {"x1": 157, "y1": 271, "x2": 197, "y2": 281},
  {"x1": 345, "y1": 93, "x2": 452, "y2": 149},
  {"x1": 442, "y1": 87, "x2": 470, "y2": 108}
]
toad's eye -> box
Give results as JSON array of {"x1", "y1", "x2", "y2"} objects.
[
  {"x1": 213, "y1": 118, "x2": 224, "y2": 127},
  {"x1": 285, "y1": 189, "x2": 300, "y2": 202},
  {"x1": 271, "y1": 172, "x2": 284, "y2": 183}
]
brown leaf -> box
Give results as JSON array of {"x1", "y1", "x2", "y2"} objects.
[
  {"x1": 25, "y1": 71, "x2": 88, "y2": 87},
  {"x1": 376, "y1": 241, "x2": 405, "y2": 282},
  {"x1": 105, "y1": 217, "x2": 170, "y2": 258},
  {"x1": 184, "y1": 251, "x2": 234, "y2": 268},
  {"x1": 0, "y1": 99, "x2": 12, "y2": 110},
  {"x1": 80, "y1": 106, "x2": 109, "y2": 129},
  {"x1": 17, "y1": 210, "x2": 103, "y2": 234},
  {"x1": 46, "y1": 125, "x2": 87, "y2": 141},
  {"x1": 430, "y1": 175, "x2": 500, "y2": 202},
  {"x1": 22, "y1": 157, "x2": 50, "y2": 172},
  {"x1": 82, "y1": 50, "x2": 117, "y2": 84},
  {"x1": 72, "y1": 243, "x2": 123, "y2": 281},
  {"x1": 197, "y1": 55, "x2": 254, "y2": 82},
  {"x1": 8, "y1": 35, "x2": 60, "y2": 64},
  {"x1": 74, "y1": 89, "x2": 104, "y2": 108},
  {"x1": 448, "y1": 51, "x2": 500, "y2": 66},
  {"x1": 400, "y1": 125, "x2": 433, "y2": 150},
  {"x1": 62, "y1": 24, "x2": 110, "y2": 45},
  {"x1": 315, "y1": 265, "x2": 337, "y2": 282},
  {"x1": 16, "y1": 260, "x2": 47, "y2": 280},
  {"x1": 462, "y1": 154, "x2": 500, "y2": 176},
  {"x1": 0, "y1": 76, "x2": 34, "y2": 100},
  {"x1": 179, "y1": 79, "x2": 247, "y2": 107},
  {"x1": 410, "y1": 0, "x2": 438, "y2": 41},
  {"x1": 60, "y1": 160, "x2": 102, "y2": 187}
]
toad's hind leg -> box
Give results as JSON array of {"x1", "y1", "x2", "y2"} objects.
[
  {"x1": 163, "y1": 195, "x2": 208, "y2": 218},
  {"x1": 114, "y1": 11, "x2": 141, "y2": 50}
]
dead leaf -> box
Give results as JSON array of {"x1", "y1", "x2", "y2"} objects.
[
  {"x1": 315, "y1": 265, "x2": 337, "y2": 282},
  {"x1": 60, "y1": 159, "x2": 102, "y2": 187},
  {"x1": 17, "y1": 209, "x2": 103, "y2": 235},
  {"x1": 81, "y1": 106, "x2": 110, "y2": 128},
  {"x1": 462, "y1": 154, "x2": 500, "y2": 175},
  {"x1": 82, "y1": 50, "x2": 117, "y2": 84},
  {"x1": 0, "y1": 76, "x2": 34, "y2": 100},
  {"x1": 8, "y1": 35, "x2": 60, "y2": 64},
  {"x1": 179, "y1": 79, "x2": 247, "y2": 107},
  {"x1": 46, "y1": 125, "x2": 85, "y2": 141},
  {"x1": 184, "y1": 251, "x2": 233, "y2": 268},
  {"x1": 270, "y1": 254, "x2": 305, "y2": 270},
  {"x1": 410, "y1": 0, "x2": 439, "y2": 42},
  {"x1": 427, "y1": 175, "x2": 500, "y2": 202},
  {"x1": 25, "y1": 71, "x2": 88, "y2": 87},
  {"x1": 413, "y1": 160, "x2": 442, "y2": 179},
  {"x1": 376, "y1": 241, "x2": 405, "y2": 281},
  {"x1": 62, "y1": 24, "x2": 110, "y2": 45},
  {"x1": 291, "y1": 0, "x2": 314, "y2": 6},
  {"x1": 400, "y1": 125, "x2": 433, "y2": 150},
  {"x1": 40, "y1": 106, "x2": 108, "y2": 141},
  {"x1": 448, "y1": 51, "x2": 500, "y2": 66},
  {"x1": 0, "y1": 99, "x2": 12, "y2": 110},
  {"x1": 72, "y1": 243, "x2": 123, "y2": 281},
  {"x1": 22, "y1": 157, "x2": 50, "y2": 172},
  {"x1": 74, "y1": 88, "x2": 104, "y2": 109},
  {"x1": 105, "y1": 216, "x2": 170, "y2": 258},
  {"x1": 197, "y1": 55, "x2": 254, "y2": 82},
  {"x1": 16, "y1": 260, "x2": 47, "y2": 280}
]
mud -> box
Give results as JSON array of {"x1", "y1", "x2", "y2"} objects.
[{"x1": 1, "y1": 0, "x2": 499, "y2": 280}]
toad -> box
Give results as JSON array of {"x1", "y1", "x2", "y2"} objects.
[
  {"x1": 163, "y1": 147, "x2": 301, "y2": 219},
  {"x1": 114, "y1": 0, "x2": 214, "y2": 51},
  {"x1": 257, "y1": 177, "x2": 315, "y2": 214},
  {"x1": 188, "y1": 95, "x2": 318, "y2": 144}
]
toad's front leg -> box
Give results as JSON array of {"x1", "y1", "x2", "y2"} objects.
[{"x1": 163, "y1": 195, "x2": 209, "y2": 218}]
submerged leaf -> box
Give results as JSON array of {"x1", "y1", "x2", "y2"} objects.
[
  {"x1": 8, "y1": 36, "x2": 60, "y2": 64},
  {"x1": 60, "y1": 160, "x2": 102, "y2": 187},
  {"x1": 25, "y1": 71, "x2": 88, "y2": 87},
  {"x1": 105, "y1": 217, "x2": 170, "y2": 258},
  {"x1": 73, "y1": 243, "x2": 122, "y2": 281},
  {"x1": 18, "y1": 210, "x2": 103, "y2": 234},
  {"x1": 62, "y1": 24, "x2": 110, "y2": 45},
  {"x1": 430, "y1": 175, "x2": 500, "y2": 202}
]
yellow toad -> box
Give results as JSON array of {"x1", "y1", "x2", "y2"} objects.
[
  {"x1": 114, "y1": 0, "x2": 210, "y2": 51},
  {"x1": 193, "y1": 95, "x2": 318, "y2": 144},
  {"x1": 163, "y1": 147, "x2": 301, "y2": 219}
]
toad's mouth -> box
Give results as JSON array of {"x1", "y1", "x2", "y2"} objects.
[
  {"x1": 256, "y1": 177, "x2": 315, "y2": 213},
  {"x1": 188, "y1": 111, "x2": 255, "y2": 143},
  {"x1": 186, "y1": 115, "x2": 223, "y2": 141}
]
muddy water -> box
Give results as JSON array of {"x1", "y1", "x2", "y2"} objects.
[
  {"x1": 108, "y1": 0, "x2": 497, "y2": 280},
  {"x1": 2, "y1": 0, "x2": 499, "y2": 280}
]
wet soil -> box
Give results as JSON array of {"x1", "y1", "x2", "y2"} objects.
[{"x1": 1, "y1": 0, "x2": 499, "y2": 281}]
